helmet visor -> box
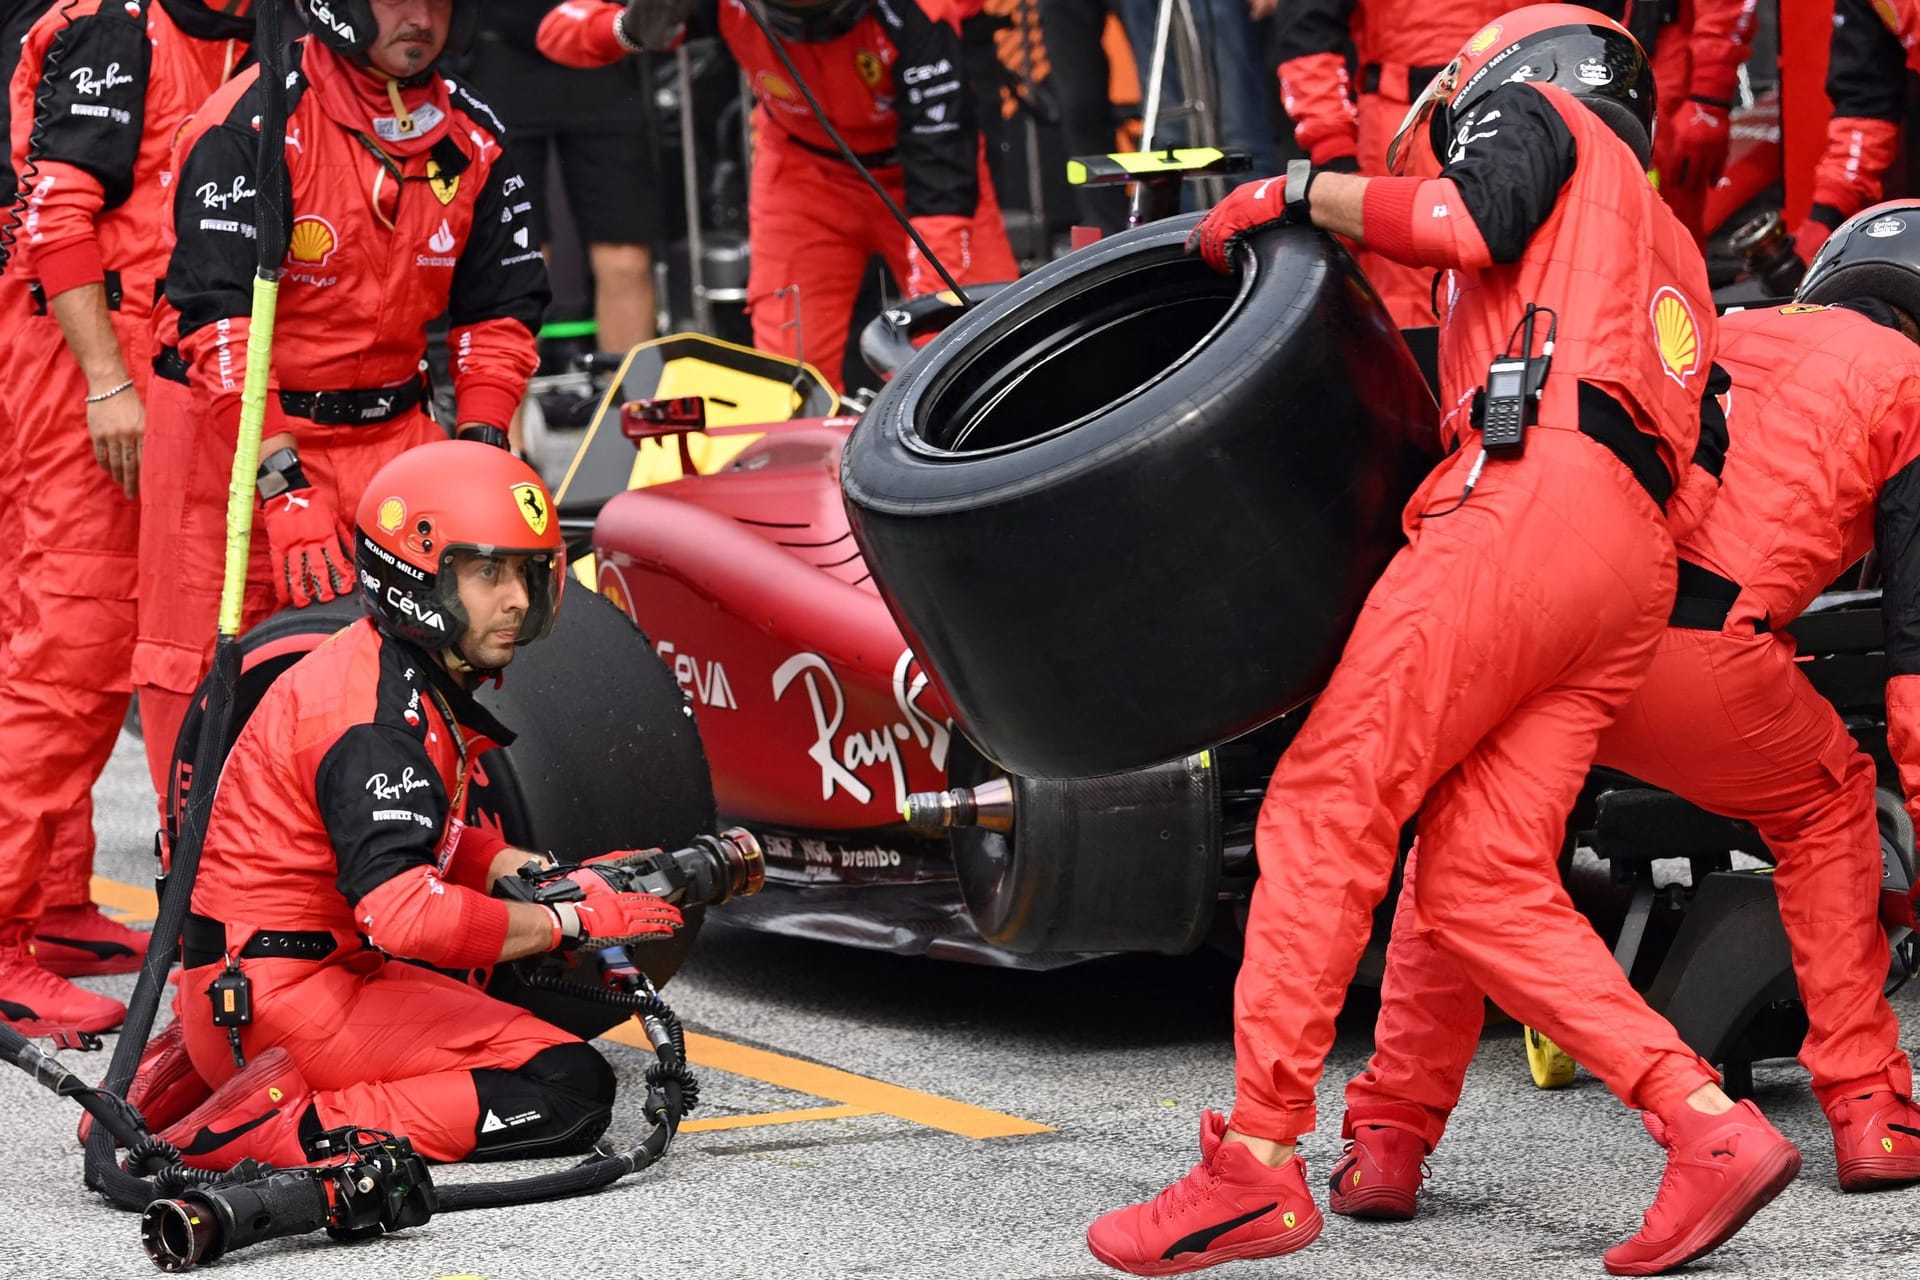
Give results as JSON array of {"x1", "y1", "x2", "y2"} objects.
[{"x1": 1386, "y1": 57, "x2": 1460, "y2": 175}]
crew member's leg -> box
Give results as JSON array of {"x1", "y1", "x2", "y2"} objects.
[
  {"x1": 556, "y1": 128, "x2": 661, "y2": 355},
  {"x1": 747, "y1": 141, "x2": 877, "y2": 390}
]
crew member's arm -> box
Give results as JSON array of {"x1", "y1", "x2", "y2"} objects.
[
  {"x1": 1874, "y1": 404, "x2": 1920, "y2": 832},
  {"x1": 21, "y1": 2, "x2": 153, "y2": 497},
  {"x1": 1274, "y1": 0, "x2": 1360, "y2": 170},
  {"x1": 1661, "y1": 0, "x2": 1757, "y2": 191},
  {"x1": 446, "y1": 101, "x2": 550, "y2": 437},
  {"x1": 888, "y1": 0, "x2": 995, "y2": 292},
  {"x1": 315, "y1": 722, "x2": 556, "y2": 965},
  {"x1": 1803, "y1": 0, "x2": 1907, "y2": 258},
  {"x1": 534, "y1": 0, "x2": 702, "y2": 66}
]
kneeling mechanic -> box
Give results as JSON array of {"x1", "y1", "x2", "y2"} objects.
[{"x1": 150, "y1": 442, "x2": 685, "y2": 1169}]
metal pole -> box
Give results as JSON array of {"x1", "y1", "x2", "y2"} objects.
[
  {"x1": 677, "y1": 43, "x2": 711, "y2": 334},
  {"x1": 1016, "y1": 0, "x2": 1047, "y2": 258},
  {"x1": 1140, "y1": 0, "x2": 1178, "y2": 153}
]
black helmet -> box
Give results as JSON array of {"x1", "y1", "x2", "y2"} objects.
[
  {"x1": 297, "y1": 0, "x2": 478, "y2": 66},
  {"x1": 1388, "y1": 4, "x2": 1654, "y2": 174},
  {"x1": 1796, "y1": 200, "x2": 1920, "y2": 323},
  {"x1": 758, "y1": 0, "x2": 870, "y2": 43}
]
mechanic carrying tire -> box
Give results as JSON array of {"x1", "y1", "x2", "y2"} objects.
[
  {"x1": 1336, "y1": 201, "x2": 1920, "y2": 1216},
  {"x1": 1078, "y1": 8, "x2": 1807, "y2": 1276},
  {"x1": 134, "y1": 0, "x2": 550, "y2": 805},
  {"x1": 146, "y1": 443, "x2": 691, "y2": 1171},
  {"x1": 535, "y1": 0, "x2": 1019, "y2": 390}
]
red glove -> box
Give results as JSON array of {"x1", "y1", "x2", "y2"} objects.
[
  {"x1": 563, "y1": 849, "x2": 660, "y2": 899},
  {"x1": 1664, "y1": 99, "x2": 1731, "y2": 192},
  {"x1": 560, "y1": 891, "x2": 684, "y2": 949},
  {"x1": 263, "y1": 487, "x2": 355, "y2": 609},
  {"x1": 1187, "y1": 174, "x2": 1291, "y2": 274},
  {"x1": 1792, "y1": 214, "x2": 1838, "y2": 266}
]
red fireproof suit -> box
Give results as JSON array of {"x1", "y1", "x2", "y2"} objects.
[
  {"x1": 134, "y1": 38, "x2": 547, "y2": 799},
  {"x1": 1648, "y1": 0, "x2": 1757, "y2": 246},
  {"x1": 1230, "y1": 80, "x2": 1722, "y2": 1143},
  {"x1": 176, "y1": 618, "x2": 597, "y2": 1161},
  {"x1": 0, "y1": 0, "x2": 250, "y2": 950},
  {"x1": 537, "y1": 0, "x2": 1018, "y2": 387},
  {"x1": 1804, "y1": 0, "x2": 1919, "y2": 253},
  {"x1": 1345, "y1": 301, "x2": 1920, "y2": 1147}
]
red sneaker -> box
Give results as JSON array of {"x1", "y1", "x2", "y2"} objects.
[
  {"x1": 0, "y1": 946, "x2": 124, "y2": 1036},
  {"x1": 156, "y1": 1047, "x2": 316, "y2": 1171},
  {"x1": 1086, "y1": 1111, "x2": 1323, "y2": 1276},
  {"x1": 1827, "y1": 1090, "x2": 1920, "y2": 1192},
  {"x1": 78, "y1": 1020, "x2": 213, "y2": 1146},
  {"x1": 1328, "y1": 1123, "x2": 1428, "y2": 1220},
  {"x1": 1603, "y1": 1100, "x2": 1801, "y2": 1276},
  {"x1": 34, "y1": 905, "x2": 149, "y2": 977}
]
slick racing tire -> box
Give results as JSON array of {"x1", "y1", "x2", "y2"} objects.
[
  {"x1": 947, "y1": 739, "x2": 1220, "y2": 954},
  {"x1": 842, "y1": 216, "x2": 1441, "y2": 780},
  {"x1": 166, "y1": 589, "x2": 716, "y2": 1035}
]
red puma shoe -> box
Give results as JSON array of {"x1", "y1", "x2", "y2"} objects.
[
  {"x1": 78, "y1": 1020, "x2": 213, "y2": 1146},
  {"x1": 33, "y1": 905, "x2": 149, "y2": 977},
  {"x1": 1827, "y1": 1090, "x2": 1920, "y2": 1192},
  {"x1": 1603, "y1": 1100, "x2": 1800, "y2": 1276},
  {"x1": 1086, "y1": 1110, "x2": 1323, "y2": 1276},
  {"x1": 155, "y1": 1047, "x2": 316, "y2": 1171},
  {"x1": 0, "y1": 944, "x2": 124, "y2": 1036},
  {"x1": 1328, "y1": 1123, "x2": 1429, "y2": 1220}
]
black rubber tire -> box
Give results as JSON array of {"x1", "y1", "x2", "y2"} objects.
[
  {"x1": 166, "y1": 589, "x2": 715, "y2": 1035},
  {"x1": 947, "y1": 740, "x2": 1220, "y2": 954},
  {"x1": 842, "y1": 216, "x2": 1441, "y2": 780}
]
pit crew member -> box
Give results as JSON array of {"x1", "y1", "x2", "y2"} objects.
[
  {"x1": 133, "y1": 0, "x2": 549, "y2": 800},
  {"x1": 1796, "y1": 0, "x2": 1918, "y2": 263},
  {"x1": 154, "y1": 443, "x2": 686, "y2": 1169},
  {"x1": 1087, "y1": 7, "x2": 1799, "y2": 1276},
  {"x1": 535, "y1": 0, "x2": 1019, "y2": 389}
]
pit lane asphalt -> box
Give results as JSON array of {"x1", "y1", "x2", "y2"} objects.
[{"x1": 3, "y1": 730, "x2": 1916, "y2": 1280}]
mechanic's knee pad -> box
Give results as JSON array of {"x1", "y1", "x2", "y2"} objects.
[{"x1": 469, "y1": 1040, "x2": 616, "y2": 1161}]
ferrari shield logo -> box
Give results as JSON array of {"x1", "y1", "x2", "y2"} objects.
[
  {"x1": 511, "y1": 483, "x2": 549, "y2": 537},
  {"x1": 855, "y1": 49, "x2": 883, "y2": 88},
  {"x1": 427, "y1": 157, "x2": 459, "y2": 205},
  {"x1": 1778, "y1": 303, "x2": 1827, "y2": 314},
  {"x1": 1650, "y1": 286, "x2": 1700, "y2": 387}
]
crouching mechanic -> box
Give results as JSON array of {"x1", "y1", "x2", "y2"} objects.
[
  {"x1": 135, "y1": 0, "x2": 548, "y2": 801},
  {"x1": 1086, "y1": 7, "x2": 1800, "y2": 1277},
  {"x1": 152, "y1": 443, "x2": 684, "y2": 1169},
  {"x1": 1334, "y1": 200, "x2": 1920, "y2": 1223},
  {"x1": 535, "y1": 0, "x2": 1018, "y2": 389}
]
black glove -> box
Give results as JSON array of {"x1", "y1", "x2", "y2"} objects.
[{"x1": 617, "y1": 0, "x2": 700, "y2": 50}]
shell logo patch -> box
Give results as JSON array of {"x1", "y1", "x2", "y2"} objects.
[
  {"x1": 426, "y1": 156, "x2": 460, "y2": 206},
  {"x1": 756, "y1": 71, "x2": 795, "y2": 101},
  {"x1": 511, "y1": 483, "x2": 549, "y2": 537},
  {"x1": 1468, "y1": 23, "x2": 1503, "y2": 55},
  {"x1": 377, "y1": 496, "x2": 406, "y2": 533},
  {"x1": 288, "y1": 214, "x2": 337, "y2": 266},
  {"x1": 855, "y1": 49, "x2": 883, "y2": 88},
  {"x1": 1650, "y1": 285, "x2": 1701, "y2": 386}
]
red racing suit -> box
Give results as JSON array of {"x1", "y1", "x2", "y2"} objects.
[
  {"x1": 1229, "y1": 80, "x2": 1721, "y2": 1143},
  {"x1": 175, "y1": 617, "x2": 608, "y2": 1162},
  {"x1": 537, "y1": 0, "x2": 1018, "y2": 387},
  {"x1": 1648, "y1": 0, "x2": 1757, "y2": 245},
  {"x1": 1345, "y1": 300, "x2": 1920, "y2": 1148},
  {"x1": 134, "y1": 38, "x2": 548, "y2": 799},
  {"x1": 0, "y1": 0, "x2": 250, "y2": 948},
  {"x1": 1803, "y1": 0, "x2": 1920, "y2": 256}
]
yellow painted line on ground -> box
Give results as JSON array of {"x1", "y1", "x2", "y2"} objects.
[
  {"x1": 98, "y1": 877, "x2": 1052, "y2": 1140},
  {"x1": 677, "y1": 1102, "x2": 871, "y2": 1133}
]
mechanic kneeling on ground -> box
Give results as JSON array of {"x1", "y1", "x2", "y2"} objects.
[
  {"x1": 148, "y1": 443, "x2": 685, "y2": 1170},
  {"x1": 134, "y1": 0, "x2": 549, "y2": 803},
  {"x1": 1334, "y1": 200, "x2": 1920, "y2": 1215},
  {"x1": 1087, "y1": 7, "x2": 1798, "y2": 1277}
]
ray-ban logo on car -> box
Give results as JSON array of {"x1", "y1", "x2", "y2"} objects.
[{"x1": 69, "y1": 63, "x2": 133, "y2": 96}]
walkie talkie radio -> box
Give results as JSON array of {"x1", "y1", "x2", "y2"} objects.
[{"x1": 1480, "y1": 304, "x2": 1556, "y2": 453}]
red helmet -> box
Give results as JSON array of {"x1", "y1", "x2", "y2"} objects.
[
  {"x1": 1387, "y1": 4, "x2": 1654, "y2": 176},
  {"x1": 353, "y1": 441, "x2": 565, "y2": 653},
  {"x1": 1796, "y1": 200, "x2": 1920, "y2": 323}
]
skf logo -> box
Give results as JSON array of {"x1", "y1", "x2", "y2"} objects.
[
  {"x1": 756, "y1": 71, "x2": 795, "y2": 101},
  {"x1": 377, "y1": 496, "x2": 406, "y2": 533},
  {"x1": 1650, "y1": 285, "x2": 1700, "y2": 386},
  {"x1": 1468, "y1": 23, "x2": 1503, "y2": 55},
  {"x1": 426, "y1": 157, "x2": 460, "y2": 205},
  {"x1": 511, "y1": 483, "x2": 549, "y2": 536},
  {"x1": 288, "y1": 215, "x2": 337, "y2": 266},
  {"x1": 854, "y1": 50, "x2": 883, "y2": 89}
]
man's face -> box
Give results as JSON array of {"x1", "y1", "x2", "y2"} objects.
[
  {"x1": 367, "y1": 0, "x2": 451, "y2": 80},
  {"x1": 450, "y1": 550, "x2": 534, "y2": 672}
]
